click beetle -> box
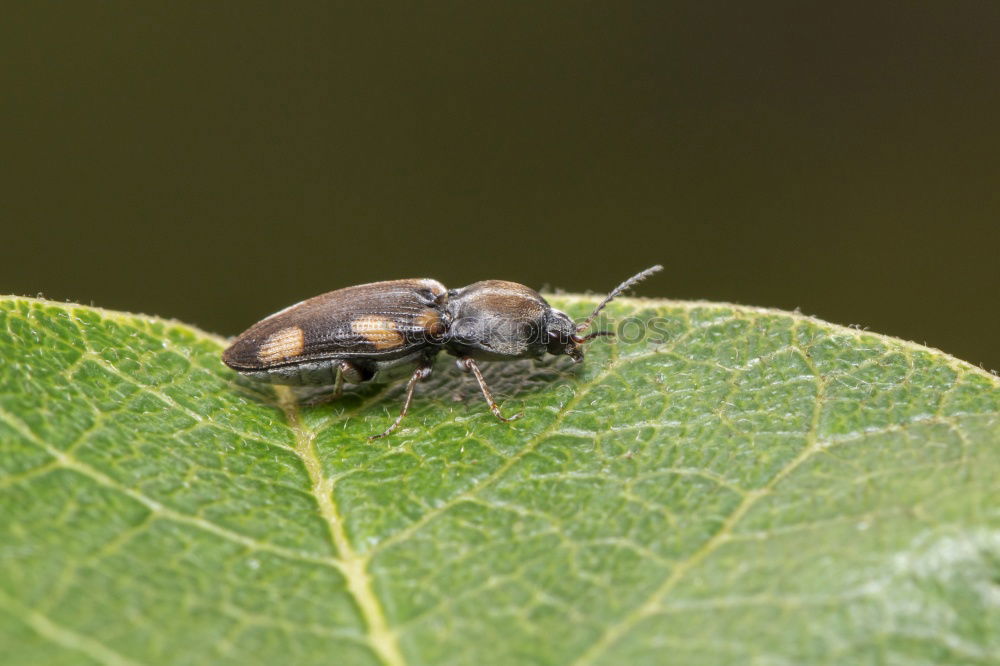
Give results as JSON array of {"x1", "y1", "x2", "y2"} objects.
[{"x1": 222, "y1": 265, "x2": 662, "y2": 438}]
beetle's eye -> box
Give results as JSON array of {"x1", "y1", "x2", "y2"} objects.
[{"x1": 548, "y1": 330, "x2": 571, "y2": 345}]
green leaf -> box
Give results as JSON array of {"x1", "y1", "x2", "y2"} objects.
[{"x1": 1, "y1": 296, "x2": 997, "y2": 666}]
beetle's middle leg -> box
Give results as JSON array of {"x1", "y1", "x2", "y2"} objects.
[
  {"x1": 369, "y1": 361, "x2": 434, "y2": 440},
  {"x1": 457, "y1": 357, "x2": 524, "y2": 423}
]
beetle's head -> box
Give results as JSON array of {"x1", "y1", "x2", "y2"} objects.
[
  {"x1": 545, "y1": 309, "x2": 609, "y2": 363},
  {"x1": 547, "y1": 264, "x2": 664, "y2": 363}
]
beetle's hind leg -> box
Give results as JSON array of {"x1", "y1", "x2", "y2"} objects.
[
  {"x1": 305, "y1": 361, "x2": 369, "y2": 406},
  {"x1": 331, "y1": 360, "x2": 366, "y2": 399},
  {"x1": 458, "y1": 357, "x2": 524, "y2": 423},
  {"x1": 369, "y1": 361, "x2": 434, "y2": 440}
]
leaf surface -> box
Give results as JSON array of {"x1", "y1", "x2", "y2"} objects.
[{"x1": 1, "y1": 296, "x2": 998, "y2": 665}]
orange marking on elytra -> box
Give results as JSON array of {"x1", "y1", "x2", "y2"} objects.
[
  {"x1": 257, "y1": 326, "x2": 305, "y2": 363},
  {"x1": 351, "y1": 315, "x2": 405, "y2": 350}
]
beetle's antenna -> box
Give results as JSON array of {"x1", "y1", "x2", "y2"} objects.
[{"x1": 575, "y1": 264, "x2": 663, "y2": 333}]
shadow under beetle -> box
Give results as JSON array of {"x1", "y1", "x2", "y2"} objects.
[{"x1": 222, "y1": 265, "x2": 662, "y2": 438}]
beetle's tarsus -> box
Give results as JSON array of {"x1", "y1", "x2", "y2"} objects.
[{"x1": 493, "y1": 408, "x2": 524, "y2": 423}]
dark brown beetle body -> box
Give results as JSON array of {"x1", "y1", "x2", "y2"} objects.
[
  {"x1": 223, "y1": 279, "x2": 448, "y2": 387},
  {"x1": 223, "y1": 266, "x2": 661, "y2": 438}
]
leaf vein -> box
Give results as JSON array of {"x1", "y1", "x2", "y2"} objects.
[
  {"x1": 0, "y1": 405, "x2": 341, "y2": 573},
  {"x1": 569, "y1": 323, "x2": 831, "y2": 666},
  {"x1": 0, "y1": 590, "x2": 146, "y2": 666}
]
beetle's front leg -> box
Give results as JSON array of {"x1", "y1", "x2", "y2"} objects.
[
  {"x1": 369, "y1": 361, "x2": 434, "y2": 440},
  {"x1": 457, "y1": 357, "x2": 524, "y2": 423}
]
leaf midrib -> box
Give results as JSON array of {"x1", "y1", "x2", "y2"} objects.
[{"x1": 275, "y1": 386, "x2": 405, "y2": 666}]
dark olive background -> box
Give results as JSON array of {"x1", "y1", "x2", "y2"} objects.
[{"x1": 4, "y1": 3, "x2": 999, "y2": 370}]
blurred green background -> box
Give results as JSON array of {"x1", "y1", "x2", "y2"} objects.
[{"x1": 3, "y1": 3, "x2": 998, "y2": 370}]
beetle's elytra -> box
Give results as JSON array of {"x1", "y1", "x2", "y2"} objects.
[{"x1": 223, "y1": 265, "x2": 662, "y2": 438}]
